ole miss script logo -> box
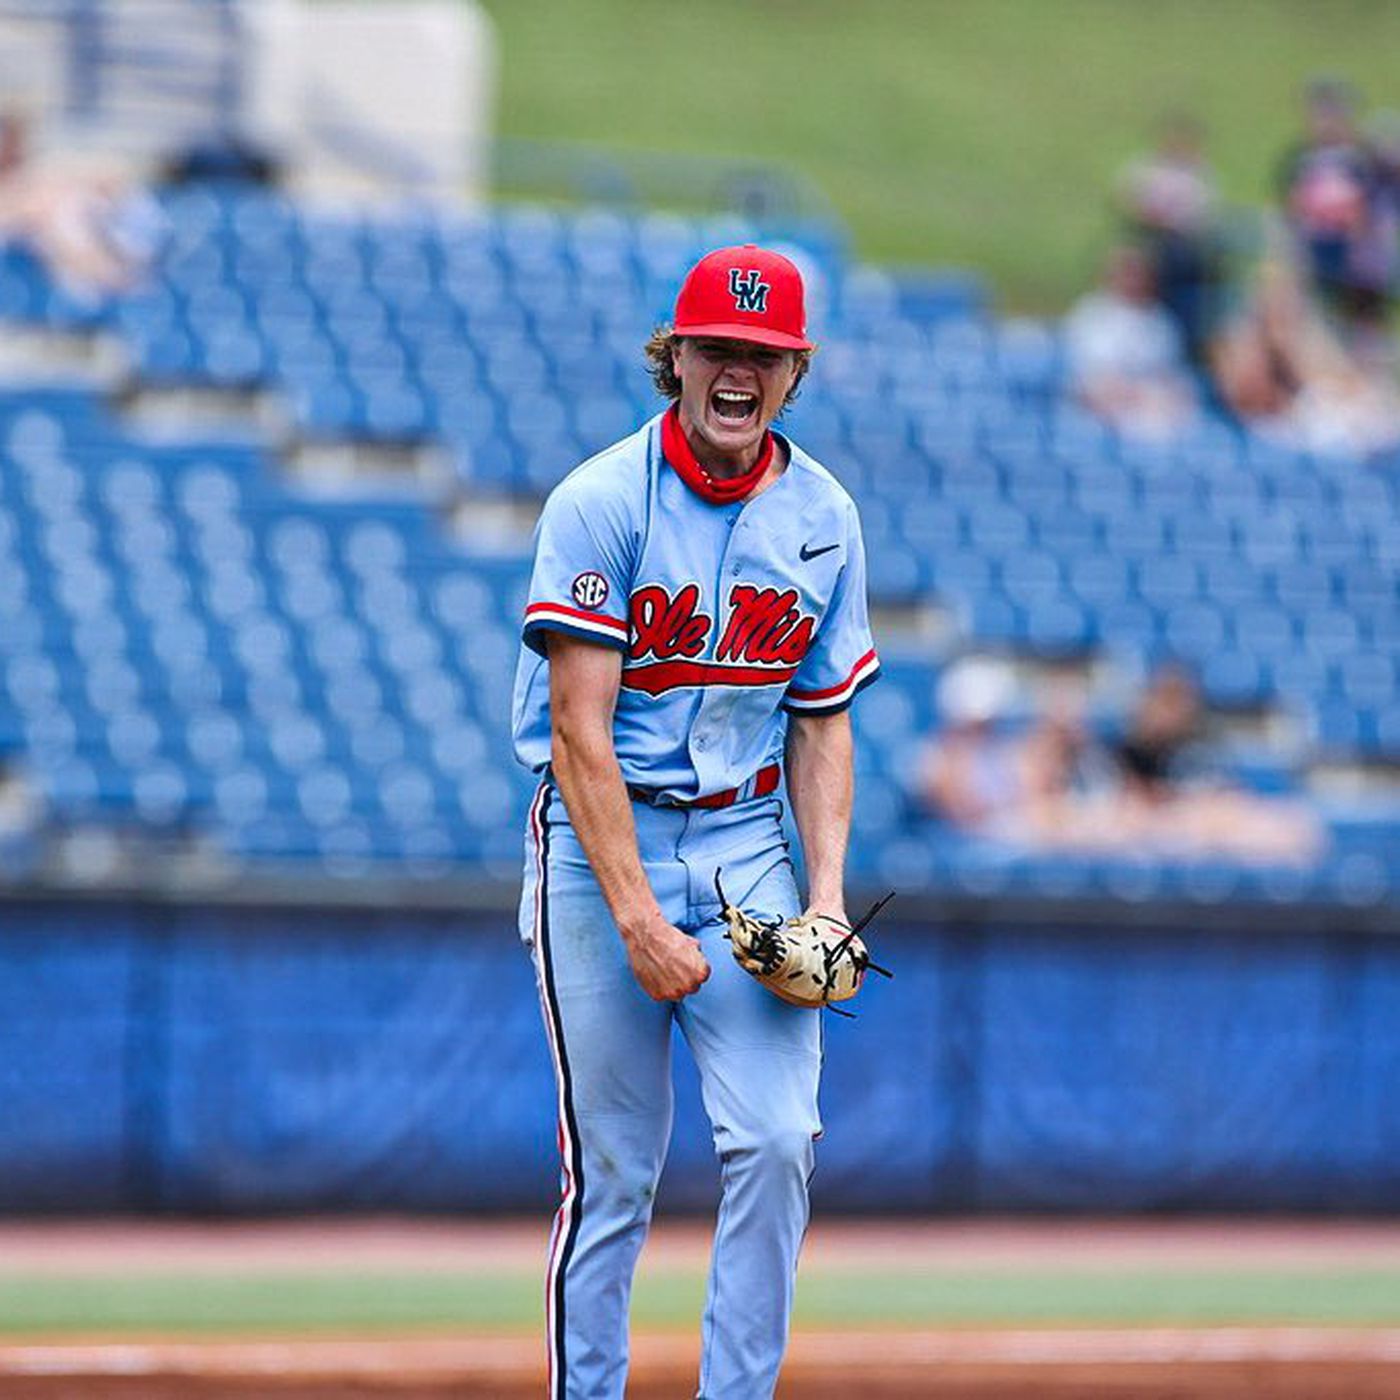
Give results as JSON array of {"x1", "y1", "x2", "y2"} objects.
[{"x1": 622, "y1": 581, "x2": 815, "y2": 695}]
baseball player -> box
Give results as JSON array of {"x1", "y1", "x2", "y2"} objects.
[{"x1": 512, "y1": 244, "x2": 880, "y2": 1399}]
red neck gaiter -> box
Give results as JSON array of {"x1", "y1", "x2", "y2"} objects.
[{"x1": 661, "y1": 404, "x2": 775, "y2": 506}]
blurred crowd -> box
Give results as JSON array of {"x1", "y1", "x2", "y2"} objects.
[
  {"x1": 1066, "y1": 78, "x2": 1400, "y2": 456},
  {"x1": 918, "y1": 658, "x2": 1323, "y2": 865}
]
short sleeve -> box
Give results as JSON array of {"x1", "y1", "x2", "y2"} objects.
[
  {"x1": 783, "y1": 499, "x2": 880, "y2": 716},
  {"x1": 521, "y1": 474, "x2": 634, "y2": 657}
]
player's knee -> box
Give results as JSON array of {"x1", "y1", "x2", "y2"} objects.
[{"x1": 721, "y1": 1122, "x2": 815, "y2": 1181}]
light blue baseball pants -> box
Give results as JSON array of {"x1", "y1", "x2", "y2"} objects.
[{"x1": 519, "y1": 780, "x2": 823, "y2": 1400}]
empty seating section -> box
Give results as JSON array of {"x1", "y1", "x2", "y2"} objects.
[
  {"x1": 107, "y1": 193, "x2": 784, "y2": 485},
  {"x1": 0, "y1": 388, "x2": 530, "y2": 875},
  {"x1": 0, "y1": 183, "x2": 1397, "y2": 894}
]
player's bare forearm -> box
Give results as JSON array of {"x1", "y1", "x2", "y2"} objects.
[
  {"x1": 784, "y1": 709, "x2": 854, "y2": 921},
  {"x1": 547, "y1": 635, "x2": 709, "y2": 998},
  {"x1": 547, "y1": 637, "x2": 662, "y2": 928}
]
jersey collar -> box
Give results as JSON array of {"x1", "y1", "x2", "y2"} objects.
[{"x1": 660, "y1": 404, "x2": 776, "y2": 506}]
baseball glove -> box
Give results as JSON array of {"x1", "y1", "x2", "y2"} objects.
[{"x1": 714, "y1": 871, "x2": 893, "y2": 1013}]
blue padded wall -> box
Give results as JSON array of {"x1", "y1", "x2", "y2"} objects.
[
  {"x1": 0, "y1": 900, "x2": 1397, "y2": 1213},
  {"x1": 0, "y1": 904, "x2": 140, "y2": 1209},
  {"x1": 153, "y1": 909, "x2": 558, "y2": 1211}
]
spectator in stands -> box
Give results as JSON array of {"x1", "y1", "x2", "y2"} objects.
[
  {"x1": 1276, "y1": 77, "x2": 1394, "y2": 335},
  {"x1": 918, "y1": 657, "x2": 1112, "y2": 845},
  {"x1": 1117, "y1": 113, "x2": 1223, "y2": 360},
  {"x1": 919, "y1": 657, "x2": 1021, "y2": 833},
  {"x1": 0, "y1": 106, "x2": 160, "y2": 299},
  {"x1": 0, "y1": 759, "x2": 41, "y2": 876},
  {"x1": 920, "y1": 660, "x2": 1323, "y2": 865},
  {"x1": 1106, "y1": 664, "x2": 1323, "y2": 865},
  {"x1": 1111, "y1": 662, "x2": 1205, "y2": 796},
  {"x1": 1063, "y1": 244, "x2": 1197, "y2": 439},
  {"x1": 1366, "y1": 107, "x2": 1400, "y2": 223},
  {"x1": 1361, "y1": 105, "x2": 1400, "y2": 356},
  {"x1": 1211, "y1": 252, "x2": 1400, "y2": 454}
]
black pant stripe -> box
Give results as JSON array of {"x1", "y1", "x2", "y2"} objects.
[{"x1": 536, "y1": 784, "x2": 585, "y2": 1395}]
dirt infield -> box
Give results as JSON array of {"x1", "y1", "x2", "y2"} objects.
[{"x1": 3, "y1": 1331, "x2": 1400, "y2": 1399}]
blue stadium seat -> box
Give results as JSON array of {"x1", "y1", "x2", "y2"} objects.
[
  {"x1": 1095, "y1": 598, "x2": 1160, "y2": 652},
  {"x1": 998, "y1": 550, "x2": 1062, "y2": 609},
  {"x1": 1023, "y1": 596, "x2": 1092, "y2": 655},
  {"x1": 1200, "y1": 558, "x2": 1264, "y2": 608},
  {"x1": 1335, "y1": 651, "x2": 1395, "y2": 709},
  {"x1": 922, "y1": 548, "x2": 992, "y2": 604},
  {"x1": 1033, "y1": 505, "x2": 1096, "y2": 557},
  {"x1": 1162, "y1": 602, "x2": 1228, "y2": 662},
  {"x1": 1066, "y1": 554, "x2": 1130, "y2": 610},
  {"x1": 1199, "y1": 650, "x2": 1268, "y2": 710},
  {"x1": 1134, "y1": 556, "x2": 1198, "y2": 610},
  {"x1": 865, "y1": 545, "x2": 924, "y2": 601},
  {"x1": 1268, "y1": 650, "x2": 1330, "y2": 702},
  {"x1": 1162, "y1": 509, "x2": 1235, "y2": 561},
  {"x1": 1299, "y1": 606, "x2": 1361, "y2": 663},
  {"x1": 1230, "y1": 603, "x2": 1297, "y2": 659}
]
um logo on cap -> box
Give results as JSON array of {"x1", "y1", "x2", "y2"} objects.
[{"x1": 728, "y1": 268, "x2": 770, "y2": 314}]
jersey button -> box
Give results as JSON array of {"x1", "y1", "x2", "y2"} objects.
[
  {"x1": 731, "y1": 563, "x2": 740, "y2": 575},
  {"x1": 695, "y1": 736, "x2": 709, "y2": 750}
]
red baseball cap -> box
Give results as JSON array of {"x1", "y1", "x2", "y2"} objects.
[{"x1": 672, "y1": 244, "x2": 814, "y2": 351}]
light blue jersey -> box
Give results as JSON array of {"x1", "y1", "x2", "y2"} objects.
[{"x1": 511, "y1": 411, "x2": 880, "y2": 798}]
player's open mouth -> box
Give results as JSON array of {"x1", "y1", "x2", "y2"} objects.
[{"x1": 711, "y1": 389, "x2": 758, "y2": 423}]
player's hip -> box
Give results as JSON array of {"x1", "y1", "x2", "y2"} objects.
[
  {"x1": 519, "y1": 780, "x2": 792, "y2": 940},
  {"x1": 533, "y1": 779, "x2": 787, "y2": 857}
]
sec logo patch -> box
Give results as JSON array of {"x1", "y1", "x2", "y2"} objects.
[{"x1": 572, "y1": 571, "x2": 609, "y2": 609}]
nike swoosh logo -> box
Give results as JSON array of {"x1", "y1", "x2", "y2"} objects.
[{"x1": 799, "y1": 542, "x2": 841, "y2": 561}]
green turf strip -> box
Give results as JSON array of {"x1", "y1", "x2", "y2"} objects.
[{"x1": 1, "y1": 1270, "x2": 1399, "y2": 1335}]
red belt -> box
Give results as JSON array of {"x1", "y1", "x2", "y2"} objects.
[{"x1": 628, "y1": 762, "x2": 781, "y2": 811}]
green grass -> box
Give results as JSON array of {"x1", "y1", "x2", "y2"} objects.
[
  {"x1": 0, "y1": 1273, "x2": 542, "y2": 1336},
  {"x1": 480, "y1": 0, "x2": 1400, "y2": 309},
  {"x1": 4, "y1": 1268, "x2": 1399, "y2": 1334}
]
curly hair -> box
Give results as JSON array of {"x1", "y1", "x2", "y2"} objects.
[{"x1": 643, "y1": 327, "x2": 813, "y2": 407}]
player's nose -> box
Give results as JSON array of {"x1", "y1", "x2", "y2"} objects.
[{"x1": 715, "y1": 366, "x2": 760, "y2": 390}]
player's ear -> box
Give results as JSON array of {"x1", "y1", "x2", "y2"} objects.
[
  {"x1": 670, "y1": 336, "x2": 684, "y2": 381},
  {"x1": 783, "y1": 350, "x2": 801, "y2": 396}
]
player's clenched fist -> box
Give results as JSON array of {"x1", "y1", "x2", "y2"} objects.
[{"x1": 620, "y1": 912, "x2": 711, "y2": 1001}]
